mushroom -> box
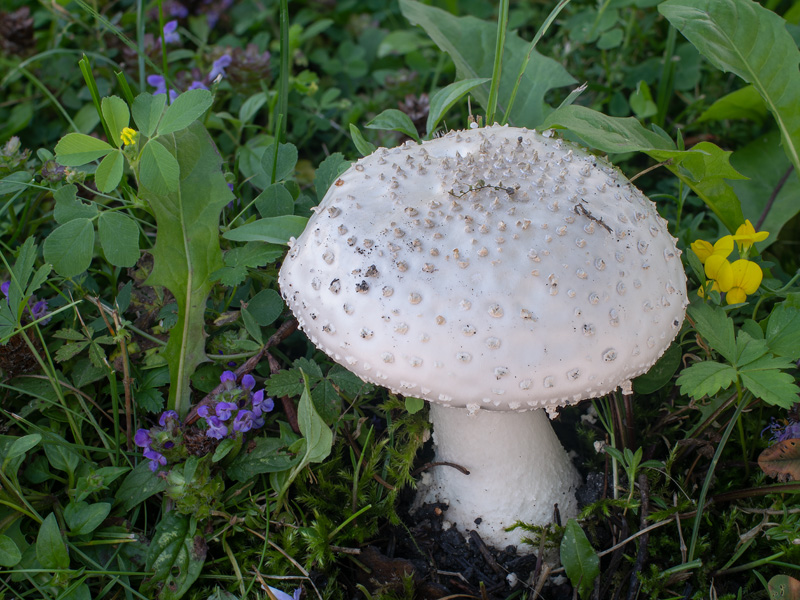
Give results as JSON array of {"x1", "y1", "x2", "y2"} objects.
[{"x1": 278, "y1": 124, "x2": 687, "y2": 550}]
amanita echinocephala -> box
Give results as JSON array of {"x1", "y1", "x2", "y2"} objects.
[{"x1": 278, "y1": 124, "x2": 687, "y2": 550}]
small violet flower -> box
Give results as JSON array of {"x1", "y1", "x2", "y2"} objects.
[
  {"x1": 162, "y1": 20, "x2": 180, "y2": 44},
  {"x1": 147, "y1": 74, "x2": 178, "y2": 102},
  {"x1": 188, "y1": 80, "x2": 208, "y2": 91},
  {"x1": 159, "y1": 410, "x2": 179, "y2": 427},
  {"x1": 209, "y1": 54, "x2": 232, "y2": 81},
  {"x1": 197, "y1": 405, "x2": 211, "y2": 418},
  {"x1": 134, "y1": 429, "x2": 152, "y2": 448},
  {"x1": 267, "y1": 586, "x2": 302, "y2": 600},
  {"x1": 0, "y1": 281, "x2": 9, "y2": 297},
  {"x1": 220, "y1": 370, "x2": 236, "y2": 389},
  {"x1": 206, "y1": 415, "x2": 228, "y2": 439},
  {"x1": 241, "y1": 374, "x2": 256, "y2": 390},
  {"x1": 253, "y1": 390, "x2": 274, "y2": 413},
  {"x1": 233, "y1": 409, "x2": 255, "y2": 433},
  {"x1": 215, "y1": 401, "x2": 238, "y2": 421},
  {"x1": 144, "y1": 448, "x2": 167, "y2": 471}
]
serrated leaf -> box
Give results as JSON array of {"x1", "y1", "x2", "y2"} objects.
[
  {"x1": 55, "y1": 340, "x2": 90, "y2": 363},
  {"x1": 260, "y1": 141, "x2": 298, "y2": 184},
  {"x1": 560, "y1": 519, "x2": 599, "y2": 600},
  {"x1": 293, "y1": 357, "x2": 323, "y2": 379},
  {"x1": 0, "y1": 535, "x2": 21, "y2": 567},
  {"x1": 223, "y1": 215, "x2": 308, "y2": 244},
  {"x1": 314, "y1": 153, "x2": 351, "y2": 201},
  {"x1": 98, "y1": 211, "x2": 140, "y2": 267},
  {"x1": 400, "y1": 0, "x2": 575, "y2": 128},
  {"x1": 327, "y1": 364, "x2": 374, "y2": 397},
  {"x1": 739, "y1": 369, "x2": 799, "y2": 408},
  {"x1": 54, "y1": 184, "x2": 97, "y2": 224},
  {"x1": 36, "y1": 512, "x2": 69, "y2": 569},
  {"x1": 64, "y1": 501, "x2": 111, "y2": 535},
  {"x1": 223, "y1": 242, "x2": 284, "y2": 269},
  {"x1": 660, "y1": 0, "x2": 800, "y2": 176},
  {"x1": 43, "y1": 219, "x2": 95, "y2": 278},
  {"x1": 132, "y1": 93, "x2": 166, "y2": 138},
  {"x1": 766, "y1": 304, "x2": 800, "y2": 359},
  {"x1": 350, "y1": 124, "x2": 377, "y2": 157},
  {"x1": 426, "y1": 78, "x2": 490, "y2": 136},
  {"x1": 227, "y1": 437, "x2": 299, "y2": 482},
  {"x1": 758, "y1": 440, "x2": 800, "y2": 482},
  {"x1": 266, "y1": 369, "x2": 307, "y2": 398},
  {"x1": 697, "y1": 85, "x2": 767, "y2": 124},
  {"x1": 142, "y1": 513, "x2": 206, "y2": 600},
  {"x1": 115, "y1": 460, "x2": 166, "y2": 510},
  {"x1": 101, "y1": 96, "x2": 130, "y2": 148},
  {"x1": 210, "y1": 265, "x2": 248, "y2": 287},
  {"x1": 688, "y1": 302, "x2": 737, "y2": 363},
  {"x1": 734, "y1": 331, "x2": 769, "y2": 367},
  {"x1": 95, "y1": 149, "x2": 125, "y2": 193},
  {"x1": 366, "y1": 109, "x2": 420, "y2": 142},
  {"x1": 55, "y1": 133, "x2": 114, "y2": 167},
  {"x1": 140, "y1": 122, "x2": 233, "y2": 415},
  {"x1": 157, "y1": 89, "x2": 213, "y2": 135},
  {"x1": 139, "y1": 139, "x2": 180, "y2": 195},
  {"x1": 311, "y1": 379, "x2": 342, "y2": 424},
  {"x1": 255, "y1": 184, "x2": 295, "y2": 218},
  {"x1": 676, "y1": 361, "x2": 737, "y2": 399}
]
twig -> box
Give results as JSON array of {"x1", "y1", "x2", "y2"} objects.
[
  {"x1": 629, "y1": 160, "x2": 672, "y2": 183},
  {"x1": 410, "y1": 461, "x2": 471, "y2": 477},
  {"x1": 756, "y1": 165, "x2": 794, "y2": 230},
  {"x1": 469, "y1": 531, "x2": 505, "y2": 577}
]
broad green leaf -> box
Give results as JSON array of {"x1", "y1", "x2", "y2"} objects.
[
  {"x1": 43, "y1": 434, "x2": 80, "y2": 474},
  {"x1": 115, "y1": 460, "x2": 167, "y2": 510},
  {"x1": 101, "y1": 95, "x2": 130, "y2": 148},
  {"x1": 255, "y1": 184, "x2": 295, "y2": 218},
  {"x1": 560, "y1": 519, "x2": 600, "y2": 600},
  {"x1": 43, "y1": 219, "x2": 95, "y2": 278},
  {"x1": 140, "y1": 122, "x2": 233, "y2": 415},
  {"x1": 142, "y1": 513, "x2": 206, "y2": 600},
  {"x1": 734, "y1": 331, "x2": 770, "y2": 367},
  {"x1": 660, "y1": 0, "x2": 800, "y2": 176},
  {"x1": 400, "y1": 0, "x2": 575, "y2": 128},
  {"x1": 697, "y1": 85, "x2": 768, "y2": 123},
  {"x1": 740, "y1": 369, "x2": 799, "y2": 408},
  {"x1": 98, "y1": 211, "x2": 140, "y2": 267},
  {"x1": 64, "y1": 501, "x2": 111, "y2": 535},
  {"x1": 55, "y1": 133, "x2": 114, "y2": 167},
  {"x1": 327, "y1": 364, "x2": 374, "y2": 397},
  {"x1": 629, "y1": 80, "x2": 657, "y2": 119},
  {"x1": 223, "y1": 215, "x2": 308, "y2": 244},
  {"x1": 157, "y1": 89, "x2": 213, "y2": 135},
  {"x1": 766, "y1": 304, "x2": 800, "y2": 358},
  {"x1": 676, "y1": 361, "x2": 737, "y2": 399},
  {"x1": 139, "y1": 139, "x2": 180, "y2": 195},
  {"x1": 634, "y1": 342, "x2": 682, "y2": 394},
  {"x1": 244, "y1": 289, "x2": 283, "y2": 326},
  {"x1": 238, "y1": 92, "x2": 267, "y2": 124},
  {"x1": 297, "y1": 372, "x2": 333, "y2": 465},
  {"x1": 266, "y1": 369, "x2": 307, "y2": 398},
  {"x1": 227, "y1": 437, "x2": 299, "y2": 482},
  {"x1": 366, "y1": 109, "x2": 420, "y2": 142},
  {"x1": 426, "y1": 77, "x2": 491, "y2": 136},
  {"x1": 132, "y1": 93, "x2": 166, "y2": 138},
  {"x1": 314, "y1": 153, "x2": 350, "y2": 201},
  {"x1": 54, "y1": 185, "x2": 97, "y2": 224},
  {"x1": 311, "y1": 379, "x2": 342, "y2": 424},
  {"x1": 5, "y1": 434, "x2": 41, "y2": 461},
  {"x1": 349, "y1": 124, "x2": 377, "y2": 157},
  {"x1": 687, "y1": 302, "x2": 736, "y2": 363},
  {"x1": 36, "y1": 512, "x2": 69, "y2": 569},
  {"x1": 260, "y1": 141, "x2": 298, "y2": 184},
  {"x1": 0, "y1": 535, "x2": 21, "y2": 567},
  {"x1": 0, "y1": 171, "x2": 32, "y2": 195},
  {"x1": 94, "y1": 149, "x2": 124, "y2": 193},
  {"x1": 405, "y1": 396, "x2": 425, "y2": 414}
]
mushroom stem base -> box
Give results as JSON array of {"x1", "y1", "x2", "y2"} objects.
[{"x1": 415, "y1": 404, "x2": 581, "y2": 551}]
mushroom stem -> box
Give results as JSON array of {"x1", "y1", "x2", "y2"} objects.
[{"x1": 416, "y1": 403, "x2": 581, "y2": 551}]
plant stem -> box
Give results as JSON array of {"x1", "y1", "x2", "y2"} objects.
[{"x1": 485, "y1": 0, "x2": 508, "y2": 125}]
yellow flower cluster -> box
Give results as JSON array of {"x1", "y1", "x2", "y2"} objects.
[
  {"x1": 691, "y1": 220, "x2": 768, "y2": 305},
  {"x1": 120, "y1": 127, "x2": 138, "y2": 146}
]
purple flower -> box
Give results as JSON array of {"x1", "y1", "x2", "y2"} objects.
[
  {"x1": 188, "y1": 80, "x2": 208, "y2": 90},
  {"x1": 169, "y1": 2, "x2": 189, "y2": 18},
  {"x1": 147, "y1": 74, "x2": 179, "y2": 101},
  {"x1": 220, "y1": 370, "x2": 236, "y2": 389},
  {"x1": 241, "y1": 374, "x2": 255, "y2": 390},
  {"x1": 29, "y1": 299, "x2": 49, "y2": 322},
  {"x1": 215, "y1": 401, "x2": 238, "y2": 421},
  {"x1": 209, "y1": 55, "x2": 232, "y2": 81},
  {"x1": 144, "y1": 448, "x2": 167, "y2": 471},
  {"x1": 0, "y1": 281, "x2": 9, "y2": 297},
  {"x1": 134, "y1": 429, "x2": 152, "y2": 448},
  {"x1": 266, "y1": 586, "x2": 301, "y2": 600},
  {"x1": 206, "y1": 415, "x2": 228, "y2": 439},
  {"x1": 163, "y1": 441, "x2": 175, "y2": 449},
  {"x1": 162, "y1": 20, "x2": 180, "y2": 44},
  {"x1": 233, "y1": 409, "x2": 254, "y2": 433},
  {"x1": 159, "y1": 410, "x2": 179, "y2": 426},
  {"x1": 253, "y1": 390, "x2": 274, "y2": 413},
  {"x1": 762, "y1": 418, "x2": 800, "y2": 443},
  {"x1": 197, "y1": 405, "x2": 211, "y2": 418}
]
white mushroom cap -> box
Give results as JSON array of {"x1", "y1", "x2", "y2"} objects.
[{"x1": 279, "y1": 125, "x2": 687, "y2": 412}]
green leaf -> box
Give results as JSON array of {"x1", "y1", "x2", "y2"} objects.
[
  {"x1": 634, "y1": 342, "x2": 682, "y2": 394},
  {"x1": 132, "y1": 93, "x2": 166, "y2": 138},
  {"x1": 94, "y1": 149, "x2": 125, "y2": 193},
  {"x1": 687, "y1": 302, "x2": 737, "y2": 363},
  {"x1": 327, "y1": 364, "x2": 373, "y2": 397},
  {"x1": 238, "y1": 92, "x2": 267, "y2": 124},
  {"x1": 629, "y1": 80, "x2": 657, "y2": 119},
  {"x1": 101, "y1": 95, "x2": 130, "y2": 148},
  {"x1": 55, "y1": 133, "x2": 114, "y2": 167},
  {"x1": 266, "y1": 369, "x2": 307, "y2": 398},
  {"x1": 142, "y1": 513, "x2": 206, "y2": 600},
  {"x1": 766, "y1": 304, "x2": 800, "y2": 359},
  {"x1": 400, "y1": 0, "x2": 575, "y2": 128},
  {"x1": 405, "y1": 396, "x2": 425, "y2": 414},
  {"x1": 227, "y1": 437, "x2": 299, "y2": 482},
  {"x1": 139, "y1": 139, "x2": 180, "y2": 195},
  {"x1": 297, "y1": 372, "x2": 333, "y2": 465},
  {"x1": 36, "y1": 512, "x2": 69, "y2": 569},
  {"x1": 365, "y1": 108, "x2": 420, "y2": 142},
  {"x1": 223, "y1": 215, "x2": 308, "y2": 244},
  {"x1": 244, "y1": 289, "x2": 283, "y2": 326},
  {"x1": 43, "y1": 219, "x2": 95, "y2": 278},
  {"x1": 740, "y1": 369, "x2": 800, "y2": 408},
  {"x1": 64, "y1": 501, "x2": 111, "y2": 535},
  {"x1": 314, "y1": 153, "x2": 351, "y2": 201},
  {"x1": 43, "y1": 434, "x2": 80, "y2": 474},
  {"x1": 697, "y1": 85, "x2": 768, "y2": 124},
  {"x1": 157, "y1": 89, "x2": 214, "y2": 135},
  {"x1": 98, "y1": 211, "x2": 140, "y2": 267},
  {"x1": 560, "y1": 519, "x2": 600, "y2": 600},
  {"x1": 115, "y1": 460, "x2": 166, "y2": 511},
  {"x1": 426, "y1": 78, "x2": 491, "y2": 136},
  {"x1": 140, "y1": 122, "x2": 233, "y2": 415},
  {"x1": 0, "y1": 535, "x2": 21, "y2": 567},
  {"x1": 260, "y1": 141, "x2": 298, "y2": 184},
  {"x1": 5, "y1": 434, "x2": 41, "y2": 462},
  {"x1": 660, "y1": 0, "x2": 800, "y2": 176},
  {"x1": 54, "y1": 184, "x2": 98, "y2": 224},
  {"x1": 734, "y1": 331, "x2": 770, "y2": 367},
  {"x1": 349, "y1": 124, "x2": 377, "y2": 157},
  {"x1": 676, "y1": 361, "x2": 737, "y2": 399},
  {"x1": 311, "y1": 379, "x2": 342, "y2": 424},
  {"x1": 255, "y1": 184, "x2": 295, "y2": 218}
]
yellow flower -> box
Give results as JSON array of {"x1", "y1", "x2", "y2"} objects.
[
  {"x1": 733, "y1": 219, "x2": 769, "y2": 256},
  {"x1": 691, "y1": 235, "x2": 734, "y2": 265},
  {"x1": 724, "y1": 260, "x2": 763, "y2": 305},
  {"x1": 704, "y1": 255, "x2": 733, "y2": 291},
  {"x1": 120, "y1": 127, "x2": 138, "y2": 146}
]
